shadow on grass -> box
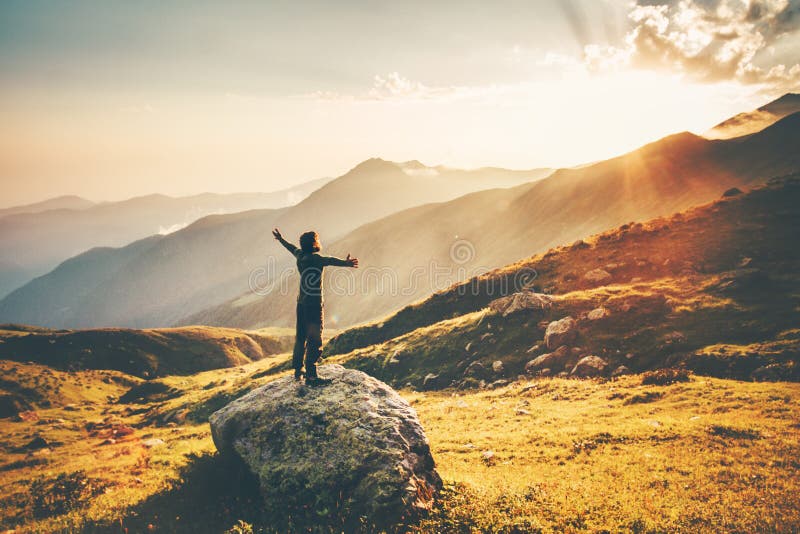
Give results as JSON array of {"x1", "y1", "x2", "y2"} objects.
[
  {"x1": 84, "y1": 453, "x2": 267, "y2": 533},
  {"x1": 83, "y1": 453, "x2": 395, "y2": 534}
]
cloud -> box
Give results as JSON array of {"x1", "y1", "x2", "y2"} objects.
[
  {"x1": 299, "y1": 72, "x2": 482, "y2": 102},
  {"x1": 583, "y1": 0, "x2": 800, "y2": 93}
]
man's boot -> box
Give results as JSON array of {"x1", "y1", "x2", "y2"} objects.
[
  {"x1": 294, "y1": 369, "x2": 304, "y2": 381},
  {"x1": 305, "y1": 364, "x2": 331, "y2": 386}
]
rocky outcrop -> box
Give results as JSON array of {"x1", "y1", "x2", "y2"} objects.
[
  {"x1": 571, "y1": 355, "x2": 608, "y2": 377},
  {"x1": 611, "y1": 365, "x2": 632, "y2": 377},
  {"x1": 544, "y1": 316, "x2": 578, "y2": 349},
  {"x1": 583, "y1": 268, "x2": 612, "y2": 284},
  {"x1": 488, "y1": 291, "x2": 553, "y2": 317},
  {"x1": 525, "y1": 345, "x2": 571, "y2": 374},
  {"x1": 587, "y1": 307, "x2": 609, "y2": 321},
  {"x1": 209, "y1": 364, "x2": 441, "y2": 528}
]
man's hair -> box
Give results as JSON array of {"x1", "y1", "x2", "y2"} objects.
[{"x1": 300, "y1": 231, "x2": 321, "y2": 253}]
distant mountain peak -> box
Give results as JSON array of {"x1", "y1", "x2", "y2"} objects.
[
  {"x1": 349, "y1": 158, "x2": 396, "y2": 173},
  {"x1": 400, "y1": 160, "x2": 428, "y2": 169}
]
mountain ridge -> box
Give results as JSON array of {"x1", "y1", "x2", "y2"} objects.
[
  {"x1": 0, "y1": 161, "x2": 551, "y2": 328},
  {"x1": 0, "y1": 178, "x2": 330, "y2": 299},
  {"x1": 705, "y1": 92, "x2": 800, "y2": 139},
  {"x1": 185, "y1": 112, "x2": 800, "y2": 331}
]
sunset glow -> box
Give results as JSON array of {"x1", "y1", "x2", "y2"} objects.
[{"x1": 1, "y1": 0, "x2": 798, "y2": 204}]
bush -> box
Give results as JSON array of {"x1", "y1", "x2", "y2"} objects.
[{"x1": 641, "y1": 368, "x2": 691, "y2": 386}]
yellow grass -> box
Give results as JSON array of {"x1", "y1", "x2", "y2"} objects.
[{"x1": 1, "y1": 358, "x2": 799, "y2": 533}]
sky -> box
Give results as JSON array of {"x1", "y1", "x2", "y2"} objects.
[{"x1": 1, "y1": 0, "x2": 798, "y2": 206}]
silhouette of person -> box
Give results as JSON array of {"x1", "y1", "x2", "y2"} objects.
[{"x1": 273, "y1": 228, "x2": 358, "y2": 385}]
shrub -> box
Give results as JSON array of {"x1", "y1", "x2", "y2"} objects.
[{"x1": 641, "y1": 368, "x2": 691, "y2": 386}]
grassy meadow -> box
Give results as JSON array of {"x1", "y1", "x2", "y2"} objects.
[{"x1": 1, "y1": 352, "x2": 798, "y2": 533}]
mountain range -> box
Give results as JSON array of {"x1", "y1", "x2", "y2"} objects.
[
  {"x1": 1, "y1": 94, "x2": 797, "y2": 332},
  {"x1": 0, "y1": 178, "x2": 330, "y2": 299},
  {"x1": 0, "y1": 195, "x2": 95, "y2": 218},
  {"x1": 186, "y1": 110, "x2": 800, "y2": 330},
  {"x1": 0, "y1": 163, "x2": 551, "y2": 328}
]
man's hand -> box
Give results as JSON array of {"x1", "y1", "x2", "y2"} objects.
[
  {"x1": 272, "y1": 228, "x2": 282, "y2": 240},
  {"x1": 346, "y1": 254, "x2": 359, "y2": 268}
]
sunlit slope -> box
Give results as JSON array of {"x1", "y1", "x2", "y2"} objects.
[
  {"x1": 0, "y1": 324, "x2": 292, "y2": 378},
  {"x1": 188, "y1": 113, "x2": 800, "y2": 331},
  {"x1": 322, "y1": 176, "x2": 800, "y2": 388},
  {"x1": 705, "y1": 92, "x2": 800, "y2": 139},
  {"x1": 1, "y1": 354, "x2": 797, "y2": 532}
]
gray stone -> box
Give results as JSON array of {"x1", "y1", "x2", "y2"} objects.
[
  {"x1": 209, "y1": 365, "x2": 442, "y2": 526},
  {"x1": 464, "y1": 361, "x2": 490, "y2": 379},
  {"x1": 423, "y1": 373, "x2": 441, "y2": 389},
  {"x1": 489, "y1": 379, "x2": 509, "y2": 389},
  {"x1": 488, "y1": 291, "x2": 553, "y2": 317},
  {"x1": 587, "y1": 307, "x2": 610, "y2": 320},
  {"x1": 526, "y1": 345, "x2": 571, "y2": 373},
  {"x1": 611, "y1": 365, "x2": 632, "y2": 377},
  {"x1": 570, "y1": 355, "x2": 608, "y2": 377},
  {"x1": 492, "y1": 360, "x2": 505, "y2": 375},
  {"x1": 583, "y1": 268, "x2": 612, "y2": 284},
  {"x1": 544, "y1": 317, "x2": 577, "y2": 349}
]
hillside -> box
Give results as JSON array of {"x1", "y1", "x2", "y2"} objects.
[
  {"x1": 0, "y1": 195, "x2": 95, "y2": 218},
  {"x1": 0, "y1": 324, "x2": 292, "y2": 378},
  {"x1": 188, "y1": 113, "x2": 800, "y2": 331},
  {"x1": 705, "y1": 92, "x2": 800, "y2": 139},
  {"x1": 0, "y1": 179, "x2": 328, "y2": 299},
  {"x1": 322, "y1": 176, "x2": 800, "y2": 389},
  {"x1": 0, "y1": 182, "x2": 799, "y2": 532},
  {"x1": 0, "y1": 161, "x2": 551, "y2": 328},
  {"x1": 1, "y1": 341, "x2": 798, "y2": 532}
]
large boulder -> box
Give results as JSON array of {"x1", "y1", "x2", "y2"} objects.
[
  {"x1": 544, "y1": 316, "x2": 578, "y2": 349},
  {"x1": 209, "y1": 364, "x2": 442, "y2": 528},
  {"x1": 488, "y1": 291, "x2": 553, "y2": 317}
]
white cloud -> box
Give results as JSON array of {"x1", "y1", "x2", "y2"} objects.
[
  {"x1": 582, "y1": 0, "x2": 800, "y2": 93},
  {"x1": 299, "y1": 72, "x2": 485, "y2": 102}
]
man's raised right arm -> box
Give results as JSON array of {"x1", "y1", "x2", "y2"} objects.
[{"x1": 272, "y1": 228, "x2": 299, "y2": 256}]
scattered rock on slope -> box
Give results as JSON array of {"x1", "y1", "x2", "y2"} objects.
[
  {"x1": 525, "y1": 345, "x2": 571, "y2": 374},
  {"x1": 544, "y1": 316, "x2": 578, "y2": 349},
  {"x1": 488, "y1": 291, "x2": 553, "y2": 317},
  {"x1": 583, "y1": 268, "x2": 612, "y2": 284},
  {"x1": 571, "y1": 355, "x2": 608, "y2": 377},
  {"x1": 209, "y1": 364, "x2": 442, "y2": 527},
  {"x1": 587, "y1": 307, "x2": 610, "y2": 320}
]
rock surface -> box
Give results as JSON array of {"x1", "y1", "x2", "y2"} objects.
[
  {"x1": 571, "y1": 355, "x2": 608, "y2": 377},
  {"x1": 583, "y1": 268, "x2": 612, "y2": 284},
  {"x1": 587, "y1": 307, "x2": 610, "y2": 320},
  {"x1": 209, "y1": 364, "x2": 441, "y2": 527},
  {"x1": 544, "y1": 316, "x2": 578, "y2": 349},
  {"x1": 488, "y1": 291, "x2": 553, "y2": 317},
  {"x1": 526, "y1": 345, "x2": 571, "y2": 373}
]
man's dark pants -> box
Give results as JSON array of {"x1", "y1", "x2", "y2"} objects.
[{"x1": 293, "y1": 301, "x2": 323, "y2": 378}]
